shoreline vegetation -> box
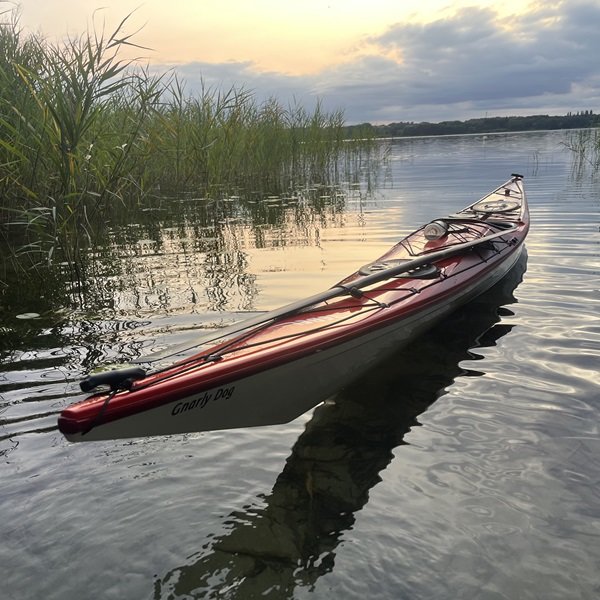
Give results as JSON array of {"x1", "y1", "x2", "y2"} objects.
[
  {"x1": 1, "y1": 7, "x2": 597, "y2": 285},
  {"x1": 0, "y1": 10, "x2": 374, "y2": 278}
]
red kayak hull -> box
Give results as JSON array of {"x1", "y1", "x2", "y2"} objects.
[{"x1": 58, "y1": 176, "x2": 529, "y2": 441}]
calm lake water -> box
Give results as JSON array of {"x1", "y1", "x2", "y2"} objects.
[{"x1": 1, "y1": 130, "x2": 599, "y2": 599}]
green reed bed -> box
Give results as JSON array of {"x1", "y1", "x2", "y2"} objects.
[
  {"x1": 0, "y1": 9, "x2": 373, "y2": 277},
  {"x1": 563, "y1": 129, "x2": 600, "y2": 174}
]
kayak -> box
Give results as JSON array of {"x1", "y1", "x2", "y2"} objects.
[{"x1": 58, "y1": 174, "x2": 529, "y2": 442}]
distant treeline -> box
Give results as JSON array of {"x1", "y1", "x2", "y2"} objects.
[{"x1": 347, "y1": 111, "x2": 599, "y2": 138}]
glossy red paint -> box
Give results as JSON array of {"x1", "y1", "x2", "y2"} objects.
[{"x1": 58, "y1": 176, "x2": 529, "y2": 439}]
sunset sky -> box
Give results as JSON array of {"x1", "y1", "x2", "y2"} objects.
[{"x1": 13, "y1": 0, "x2": 600, "y2": 123}]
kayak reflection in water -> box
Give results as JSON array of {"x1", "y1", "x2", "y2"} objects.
[{"x1": 154, "y1": 252, "x2": 527, "y2": 600}]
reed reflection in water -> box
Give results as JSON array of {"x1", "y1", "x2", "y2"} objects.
[{"x1": 154, "y1": 252, "x2": 527, "y2": 600}]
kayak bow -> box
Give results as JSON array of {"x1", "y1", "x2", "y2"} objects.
[{"x1": 58, "y1": 175, "x2": 529, "y2": 442}]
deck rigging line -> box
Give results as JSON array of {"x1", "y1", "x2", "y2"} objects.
[{"x1": 127, "y1": 230, "x2": 516, "y2": 392}]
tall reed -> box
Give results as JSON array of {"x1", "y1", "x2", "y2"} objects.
[
  {"x1": 563, "y1": 129, "x2": 600, "y2": 174},
  {"x1": 0, "y1": 7, "x2": 371, "y2": 276}
]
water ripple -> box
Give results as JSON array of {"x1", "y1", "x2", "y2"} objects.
[{"x1": 2, "y1": 131, "x2": 600, "y2": 600}]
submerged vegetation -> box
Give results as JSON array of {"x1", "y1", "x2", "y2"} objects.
[
  {"x1": 0, "y1": 8, "x2": 374, "y2": 280},
  {"x1": 563, "y1": 129, "x2": 600, "y2": 174}
]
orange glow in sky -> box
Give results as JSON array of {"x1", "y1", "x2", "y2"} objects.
[{"x1": 18, "y1": 0, "x2": 535, "y2": 75}]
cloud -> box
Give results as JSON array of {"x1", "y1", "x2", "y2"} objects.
[
  {"x1": 152, "y1": 2, "x2": 600, "y2": 123},
  {"x1": 165, "y1": 60, "x2": 316, "y2": 104}
]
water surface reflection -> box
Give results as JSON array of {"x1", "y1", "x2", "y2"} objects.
[{"x1": 155, "y1": 253, "x2": 527, "y2": 599}]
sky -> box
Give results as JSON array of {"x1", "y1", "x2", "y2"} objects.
[{"x1": 12, "y1": 0, "x2": 600, "y2": 124}]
